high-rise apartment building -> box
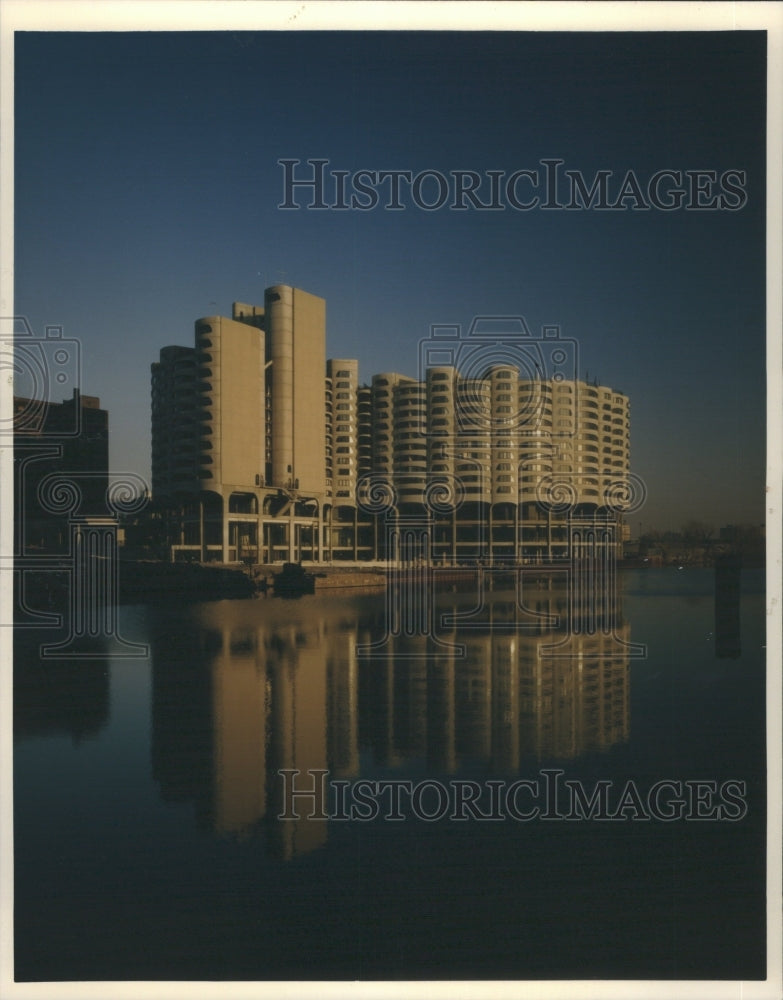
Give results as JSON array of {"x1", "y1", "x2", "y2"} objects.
[
  {"x1": 363, "y1": 366, "x2": 630, "y2": 563},
  {"x1": 150, "y1": 286, "x2": 630, "y2": 565},
  {"x1": 370, "y1": 367, "x2": 630, "y2": 510},
  {"x1": 151, "y1": 285, "x2": 327, "y2": 562}
]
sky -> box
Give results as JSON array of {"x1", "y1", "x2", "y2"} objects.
[{"x1": 11, "y1": 21, "x2": 770, "y2": 533}]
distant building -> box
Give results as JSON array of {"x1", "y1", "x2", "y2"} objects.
[
  {"x1": 150, "y1": 345, "x2": 199, "y2": 497},
  {"x1": 14, "y1": 389, "x2": 110, "y2": 552}
]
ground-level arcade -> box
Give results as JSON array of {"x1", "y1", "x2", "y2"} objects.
[{"x1": 157, "y1": 488, "x2": 624, "y2": 566}]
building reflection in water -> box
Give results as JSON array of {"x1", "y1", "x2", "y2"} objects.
[
  {"x1": 14, "y1": 634, "x2": 110, "y2": 745},
  {"x1": 149, "y1": 584, "x2": 631, "y2": 857},
  {"x1": 366, "y1": 590, "x2": 631, "y2": 771}
]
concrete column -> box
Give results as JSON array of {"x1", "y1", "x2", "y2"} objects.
[
  {"x1": 199, "y1": 498, "x2": 205, "y2": 562},
  {"x1": 222, "y1": 495, "x2": 229, "y2": 563}
]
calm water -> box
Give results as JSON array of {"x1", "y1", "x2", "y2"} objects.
[{"x1": 14, "y1": 568, "x2": 766, "y2": 981}]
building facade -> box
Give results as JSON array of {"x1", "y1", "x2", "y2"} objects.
[
  {"x1": 151, "y1": 286, "x2": 328, "y2": 563},
  {"x1": 15, "y1": 389, "x2": 110, "y2": 553},
  {"x1": 150, "y1": 286, "x2": 631, "y2": 565},
  {"x1": 358, "y1": 365, "x2": 631, "y2": 564}
]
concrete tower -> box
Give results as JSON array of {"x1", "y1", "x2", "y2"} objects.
[{"x1": 265, "y1": 285, "x2": 326, "y2": 495}]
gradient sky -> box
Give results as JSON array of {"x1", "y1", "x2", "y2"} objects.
[{"x1": 13, "y1": 28, "x2": 767, "y2": 533}]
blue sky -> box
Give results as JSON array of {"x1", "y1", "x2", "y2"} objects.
[{"x1": 14, "y1": 28, "x2": 767, "y2": 532}]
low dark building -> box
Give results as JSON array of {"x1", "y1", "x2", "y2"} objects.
[{"x1": 14, "y1": 389, "x2": 109, "y2": 553}]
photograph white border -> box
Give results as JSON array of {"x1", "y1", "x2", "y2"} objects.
[{"x1": 1, "y1": 4, "x2": 780, "y2": 999}]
